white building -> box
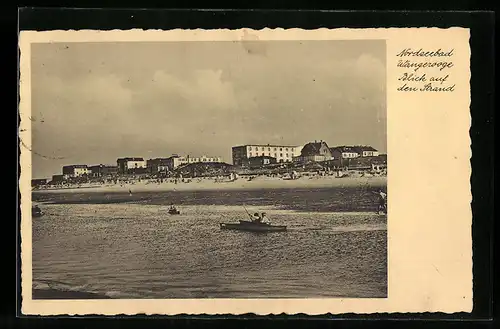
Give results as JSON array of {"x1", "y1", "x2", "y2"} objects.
[
  {"x1": 293, "y1": 141, "x2": 333, "y2": 163},
  {"x1": 187, "y1": 155, "x2": 223, "y2": 164},
  {"x1": 330, "y1": 146, "x2": 380, "y2": 159},
  {"x1": 330, "y1": 146, "x2": 360, "y2": 159},
  {"x1": 146, "y1": 158, "x2": 171, "y2": 173},
  {"x1": 353, "y1": 146, "x2": 380, "y2": 157},
  {"x1": 232, "y1": 144, "x2": 302, "y2": 166},
  {"x1": 62, "y1": 165, "x2": 89, "y2": 177},
  {"x1": 117, "y1": 157, "x2": 147, "y2": 174},
  {"x1": 166, "y1": 154, "x2": 222, "y2": 170}
]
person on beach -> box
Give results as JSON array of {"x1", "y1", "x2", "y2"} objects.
[{"x1": 373, "y1": 189, "x2": 387, "y2": 214}]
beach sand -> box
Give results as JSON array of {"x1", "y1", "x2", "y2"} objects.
[{"x1": 33, "y1": 175, "x2": 387, "y2": 194}]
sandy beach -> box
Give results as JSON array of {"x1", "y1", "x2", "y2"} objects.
[{"x1": 33, "y1": 175, "x2": 387, "y2": 194}]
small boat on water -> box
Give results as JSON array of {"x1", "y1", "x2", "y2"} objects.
[
  {"x1": 220, "y1": 208, "x2": 287, "y2": 232},
  {"x1": 168, "y1": 206, "x2": 180, "y2": 215},
  {"x1": 32, "y1": 205, "x2": 44, "y2": 217},
  {"x1": 220, "y1": 220, "x2": 287, "y2": 232}
]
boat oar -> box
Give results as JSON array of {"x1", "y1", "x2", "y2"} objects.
[{"x1": 243, "y1": 205, "x2": 254, "y2": 221}]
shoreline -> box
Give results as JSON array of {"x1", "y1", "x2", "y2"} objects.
[{"x1": 33, "y1": 175, "x2": 387, "y2": 194}]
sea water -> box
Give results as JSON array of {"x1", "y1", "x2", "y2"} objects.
[{"x1": 31, "y1": 186, "x2": 387, "y2": 298}]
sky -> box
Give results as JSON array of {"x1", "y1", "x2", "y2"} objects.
[{"x1": 30, "y1": 40, "x2": 386, "y2": 179}]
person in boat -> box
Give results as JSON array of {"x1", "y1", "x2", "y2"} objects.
[
  {"x1": 261, "y1": 212, "x2": 268, "y2": 223},
  {"x1": 252, "y1": 212, "x2": 262, "y2": 223},
  {"x1": 373, "y1": 189, "x2": 387, "y2": 213}
]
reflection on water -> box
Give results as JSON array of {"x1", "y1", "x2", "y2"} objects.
[{"x1": 32, "y1": 187, "x2": 387, "y2": 299}]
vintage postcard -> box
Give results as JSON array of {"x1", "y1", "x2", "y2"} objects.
[{"x1": 19, "y1": 28, "x2": 472, "y2": 315}]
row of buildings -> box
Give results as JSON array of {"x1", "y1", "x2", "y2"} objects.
[
  {"x1": 231, "y1": 141, "x2": 380, "y2": 168},
  {"x1": 34, "y1": 141, "x2": 382, "y2": 185},
  {"x1": 49, "y1": 154, "x2": 223, "y2": 182}
]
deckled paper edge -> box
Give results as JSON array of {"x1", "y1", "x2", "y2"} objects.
[{"x1": 19, "y1": 27, "x2": 472, "y2": 316}]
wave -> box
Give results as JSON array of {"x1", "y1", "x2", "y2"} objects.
[
  {"x1": 32, "y1": 186, "x2": 386, "y2": 213},
  {"x1": 33, "y1": 279, "x2": 88, "y2": 292},
  {"x1": 32, "y1": 279, "x2": 119, "y2": 299},
  {"x1": 291, "y1": 223, "x2": 386, "y2": 233}
]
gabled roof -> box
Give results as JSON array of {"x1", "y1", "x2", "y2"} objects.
[
  {"x1": 117, "y1": 157, "x2": 144, "y2": 161},
  {"x1": 233, "y1": 144, "x2": 299, "y2": 149},
  {"x1": 89, "y1": 164, "x2": 117, "y2": 168},
  {"x1": 63, "y1": 164, "x2": 88, "y2": 168},
  {"x1": 353, "y1": 145, "x2": 378, "y2": 152},
  {"x1": 330, "y1": 146, "x2": 360, "y2": 153},
  {"x1": 330, "y1": 145, "x2": 378, "y2": 153},
  {"x1": 301, "y1": 141, "x2": 330, "y2": 156},
  {"x1": 147, "y1": 157, "x2": 171, "y2": 162}
]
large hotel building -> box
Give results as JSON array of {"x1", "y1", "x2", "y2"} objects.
[{"x1": 232, "y1": 144, "x2": 303, "y2": 166}]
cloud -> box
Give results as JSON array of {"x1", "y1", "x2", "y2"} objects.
[
  {"x1": 30, "y1": 41, "x2": 387, "y2": 178},
  {"x1": 31, "y1": 73, "x2": 135, "y2": 173},
  {"x1": 129, "y1": 69, "x2": 243, "y2": 148},
  {"x1": 33, "y1": 74, "x2": 133, "y2": 145},
  {"x1": 146, "y1": 69, "x2": 238, "y2": 115},
  {"x1": 31, "y1": 68, "x2": 245, "y2": 176}
]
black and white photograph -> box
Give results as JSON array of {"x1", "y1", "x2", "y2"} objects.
[
  {"x1": 27, "y1": 38, "x2": 389, "y2": 300},
  {"x1": 18, "y1": 24, "x2": 479, "y2": 317}
]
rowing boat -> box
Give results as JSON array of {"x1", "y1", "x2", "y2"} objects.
[
  {"x1": 168, "y1": 208, "x2": 180, "y2": 215},
  {"x1": 32, "y1": 206, "x2": 44, "y2": 218},
  {"x1": 219, "y1": 220, "x2": 287, "y2": 232}
]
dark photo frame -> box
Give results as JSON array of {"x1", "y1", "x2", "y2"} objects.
[{"x1": 12, "y1": 7, "x2": 495, "y2": 329}]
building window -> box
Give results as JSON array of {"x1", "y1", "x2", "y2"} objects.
[
  {"x1": 286, "y1": 153, "x2": 288, "y2": 157},
  {"x1": 280, "y1": 148, "x2": 283, "y2": 151},
  {"x1": 249, "y1": 153, "x2": 252, "y2": 156},
  {"x1": 249, "y1": 147, "x2": 252, "y2": 150},
  {"x1": 280, "y1": 153, "x2": 283, "y2": 157},
  {"x1": 274, "y1": 153, "x2": 277, "y2": 157},
  {"x1": 274, "y1": 148, "x2": 277, "y2": 151},
  {"x1": 285, "y1": 148, "x2": 288, "y2": 151},
  {"x1": 268, "y1": 148, "x2": 271, "y2": 151}
]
